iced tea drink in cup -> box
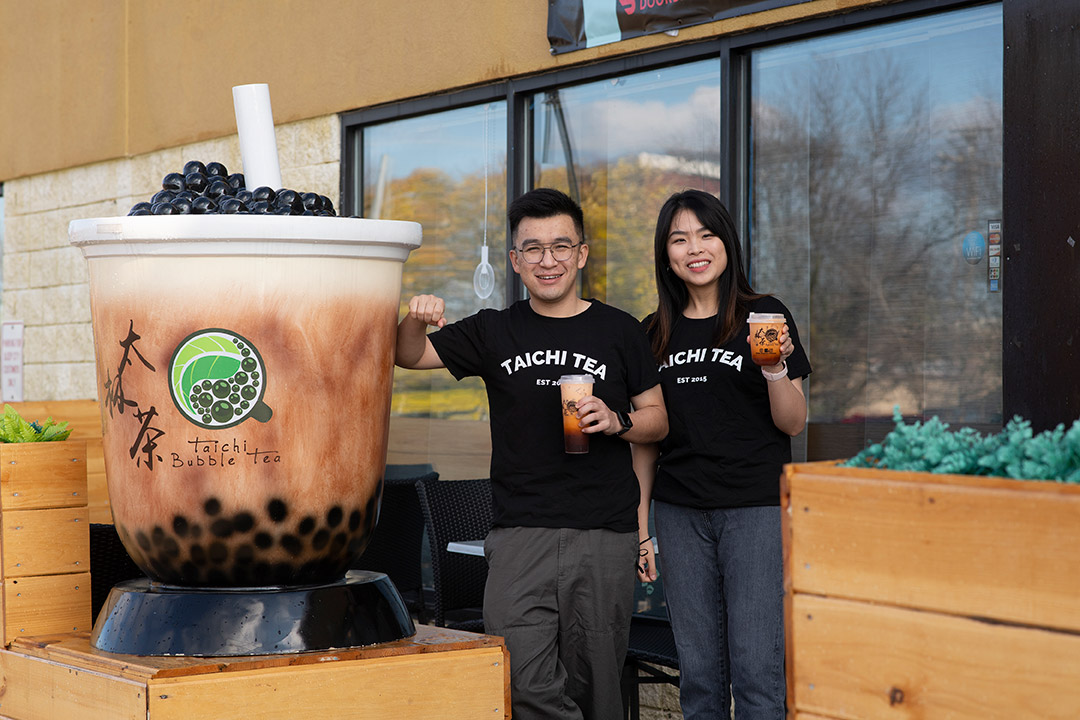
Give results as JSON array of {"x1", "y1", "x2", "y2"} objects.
[
  {"x1": 560, "y1": 374, "x2": 595, "y2": 454},
  {"x1": 69, "y1": 215, "x2": 420, "y2": 589},
  {"x1": 748, "y1": 312, "x2": 786, "y2": 366}
]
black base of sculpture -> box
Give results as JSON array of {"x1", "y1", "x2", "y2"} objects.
[{"x1": 91, "y1": 570, "x2": 415, "y2": 656}]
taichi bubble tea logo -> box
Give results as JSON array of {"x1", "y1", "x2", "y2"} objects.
[{"x1": 169, "y1": 329, "x2": 273, "y2": 429}]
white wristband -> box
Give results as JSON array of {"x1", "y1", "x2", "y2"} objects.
[{"x1": 761, "y1": 361, "x2": 788, "y2": 382}]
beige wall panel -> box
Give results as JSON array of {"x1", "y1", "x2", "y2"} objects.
[
  {"x1": 0, "y1": 0, "x2": 127, "y2": 181},
  {"x1": 2, "y1": 0, "x2": 893, "y2": 181}
]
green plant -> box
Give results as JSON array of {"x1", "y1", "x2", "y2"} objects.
[
  {"x1": 843, "y1": 407, "x2": 1080, "y2": 484},
  {"x1": 0, "y1": 404, "x2": 72, "y2": 443}
]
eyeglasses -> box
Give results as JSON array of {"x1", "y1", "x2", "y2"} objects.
[{"x1": 513, "y1": 240, "x2": 583, "y2": 264}]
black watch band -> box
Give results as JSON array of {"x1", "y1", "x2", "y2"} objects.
[{"x1": 614, "y1": 410, "x2": 633, "y2": 436}]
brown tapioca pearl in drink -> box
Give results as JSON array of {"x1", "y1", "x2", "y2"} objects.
[
  {"x1": 235, "y1": 544, "x2": 255, "y2": 564},
  {"x1": 210, "y1": 518, "x2": 234, "y2": 538},
  {"x1": 173, "y1": 515, "x2": 190, "y2": 537},
  {"x1": 191, "y1": 544, "x2": 208, "y2": 566},
  {"x1": 204, "y1": 497, "x2": 222, "y2": 516},
  {"x1": 136, "y1": 531, "x2": 151, "y2": 552},
  {"x1": 208, "y1": 542, "x2": 228, "y2": 564},
  {"x1": 151, "y1": 526, "x2": 166, "y2": 547},
  {"x1": 331, "y1": 533, "x2": 348, "y2": 554},
  {"x1": 190, "y1": 524, "x2": 204, "y2": 541},
  {"x1": 253, "y1": 562, "x2": 273, "y2": 583},
  {"x1": 327, "y1": 506, "x2": 343, "y2": 528},
  {"x1": 312, "y1": 530, "x2": 330, "y2": 551},
  {"x1": 280, "y1": 534, "x2": 303, "y2": 557},
  {"x1": 233, "y1": 512, "x2": 255, "y2": 533},
  {"x1": 162, "y1": 537, "x2": 181, "y2": 558},
  {"x1": 298, "y1": 516, "x2": 316, "y2": 535},
  {"x1": 180, "y1": 562, "x2": 200, "y2": 582},
  {"x1": 273, "y1": 563, "x2": 292, "y2": 585},
  {"x1": 348, "y1": 510, "x2": 362, "y2": 532},
  {"x1": 267, "y1": 498, "x2": 288, "y2": 523},
  {"x1": 348, "y1": 536, "x2": 365, "y2": 554}
]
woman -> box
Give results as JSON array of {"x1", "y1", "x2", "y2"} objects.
[{"x1": 633, "y1": 190, "x2": 810, "y2": 719}]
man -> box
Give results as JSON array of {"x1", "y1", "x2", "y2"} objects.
[{"x1": 396, "y1": 188, "x2": 667, "y2": 719}]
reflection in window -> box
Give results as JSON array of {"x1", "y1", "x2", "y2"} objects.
[
  {"x1": 362, "y1": 103, "x2": 508, "y2": 423},
  {"x1": 530, "y1": 61, "x2": 722, "y2": 321},
  {"x1": 750, "y1": 4, "x2": 1003, "y2": 458}
]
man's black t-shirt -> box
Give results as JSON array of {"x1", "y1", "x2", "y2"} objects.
[
  {"x1": 644, "y1": 296, "x2": 811, "y2": 509},
  {"x1": 429, "y1": 300, "x2": 659, "y2": 532}
]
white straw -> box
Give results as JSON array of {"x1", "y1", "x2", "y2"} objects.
[{"x1": 232, "y1": 84, "x2": 283, "y2": 190}]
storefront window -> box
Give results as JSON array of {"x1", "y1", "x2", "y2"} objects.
[
  {"x1": 360, "y1": 104, "x2": 507, "y2": 475},
  {"x1": 750, "y1": 4, "x2": 1003, "y2": 459},
  {"x1": 529, "y1": 60, "x2": 722, "y2": 321}
]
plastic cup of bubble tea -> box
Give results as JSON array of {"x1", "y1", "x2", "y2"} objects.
[
  {"x1": 748, "y1": 312, "x2": 786, "y2": 366},
  {"x1": 560, "y1": 374, "x2": 594, "y2": 454}
]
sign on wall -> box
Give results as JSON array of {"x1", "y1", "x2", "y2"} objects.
[
  {"x1": 2, "y1": 321, "x2": 24, "y2": 402},
  {"x1": 547, "y1": 0, "x2": 811, "y2": 54}
]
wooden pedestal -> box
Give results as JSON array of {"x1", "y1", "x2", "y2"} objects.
[{"x1": 0, "y1": 625, "x2": 509, "y2": 719}]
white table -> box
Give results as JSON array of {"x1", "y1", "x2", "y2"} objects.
[{"x1": 446, "y1": 539, "x2": 485, "y2": 557}]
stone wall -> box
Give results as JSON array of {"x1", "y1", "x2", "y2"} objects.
[{"x1": 1, "y1": 115, "x2": 340, "y2": 402}]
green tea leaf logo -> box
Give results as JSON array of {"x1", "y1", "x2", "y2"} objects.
[{"x1": 169, "y1": 329, "x2": 272, "y2": 429}]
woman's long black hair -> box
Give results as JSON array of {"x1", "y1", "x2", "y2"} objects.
[{"x1": 647, "y1": 189, "x2": 766, "y2": 364}]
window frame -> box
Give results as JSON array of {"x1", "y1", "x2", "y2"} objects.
[{"x1": 339, "y1": 0, "x2": 1000, "y2": 458}]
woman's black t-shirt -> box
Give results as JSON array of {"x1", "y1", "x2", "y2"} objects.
[
  {"x1": 644, "y1": 296, "x2": 811, "y2": 509},
  {"x1": 430, "y1": 299, "x2": 659, "y2": 532}
]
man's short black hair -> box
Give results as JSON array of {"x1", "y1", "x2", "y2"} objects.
[{"x1": 507, "y1": 188, "x2": 585, "y2": 245}]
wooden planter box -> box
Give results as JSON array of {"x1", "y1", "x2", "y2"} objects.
[
  {"x1": 782, "y1": 461, "x2": 1080, "y2": 720},
  {"x1": 0, "y1": 441, "x2": 91, "y2": 646}
]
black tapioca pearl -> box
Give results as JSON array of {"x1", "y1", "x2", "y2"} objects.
[
  {"x1": 254, "y1": 532, "x2": 273, "y2": 549},
  {"x1": 326, "y1": 506, "x2": 343, "y2": 528},
  {"x1": 253, "y1": 562, "x2": 273, "y2": 584},
  {"x1": 348, "y1": 510, "x2": 362, "y2": 532},
  {"x1": 235, "y1": 544, "x2": 255, "y2": 564},
  {"x1": 136, "y1": 531, "x2": 151, "y2": 551},
  {"x1": 149, "y1": 557, "x2": 170, "y2": 576},
  {"x1": 210, "y1": 518, "x2": 234, "y2": 538},
  {"x1": 233, "y1": 512, "x2": 254, "y2": 533},
  {"x1": 209, "y1": 542, "x2": 228, "y2": 564},
  {"x1": 180, "y1": 561, "x2": 200, "y2": 582},
  {"x1": 331, "y1": 532, "x2": 348, "y2": 551},
  {"x1": 206, "y1": 569, "x2": 229, "y2": 586},
  {"x1": 173, "y1": 515, "x2": 190, "y2": 537},
  {"x1": 190, "y1": 524, "x2": 204, "y2": 540},
  {"x1": 163, "y1": 537, "x2": 180, "y2": 557},
  {"x1": 151, "y1": 526, "x2": 166, "y2": 546},
  {"x1": 348, "y1": 536, "x2": 365, "y2": 554},
  {"x1": 204, "y1": 497, "x2": 222, "y2": 516},
  {"x1": 280, "y1": 534, "x2": 302, "y2": 557},
  {"x1": 297, "y1": 561, "x2": 319, "y2": 583},
  {"x1": 267, "y1": 498, "x2": 288, "y2": 523},
  {"x1": 273, "y1": 563, "x2": 293, "y2": 585},
  {"x1": 298, "y1": 516, "x2": 316, "y2": 535},
  {"x1": 312, "y1": 530, "x2": 330, "y2": 551},
  {"x1": 190, "y1": 544, "x2": 207, "y2": 565}
]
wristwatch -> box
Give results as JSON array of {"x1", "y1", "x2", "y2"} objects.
[{"x1": 614, "y1": 410, "x2": 633, "y2": 436}]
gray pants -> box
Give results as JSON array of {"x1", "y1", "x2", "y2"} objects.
[{"x1": 483, "y1": 526, "x2": 638, "y2": 720}]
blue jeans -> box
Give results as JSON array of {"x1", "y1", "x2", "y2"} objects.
[{"x1": 654, "y1": 501, "x2": 785, "y2": 720}]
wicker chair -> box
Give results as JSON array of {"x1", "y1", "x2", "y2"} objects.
[
  {"x1": 89, "y1": 523, "x2": 145, "y2": 620},
  {"x1": 621, "y1": 613, "x2": 681, "y2": 719},
  {"x1": 415, "y1": 476, "x2": 493, "y2": 632},
  {"x1": 351, "y1": 465, "x2": 437, "y2": 623}
]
